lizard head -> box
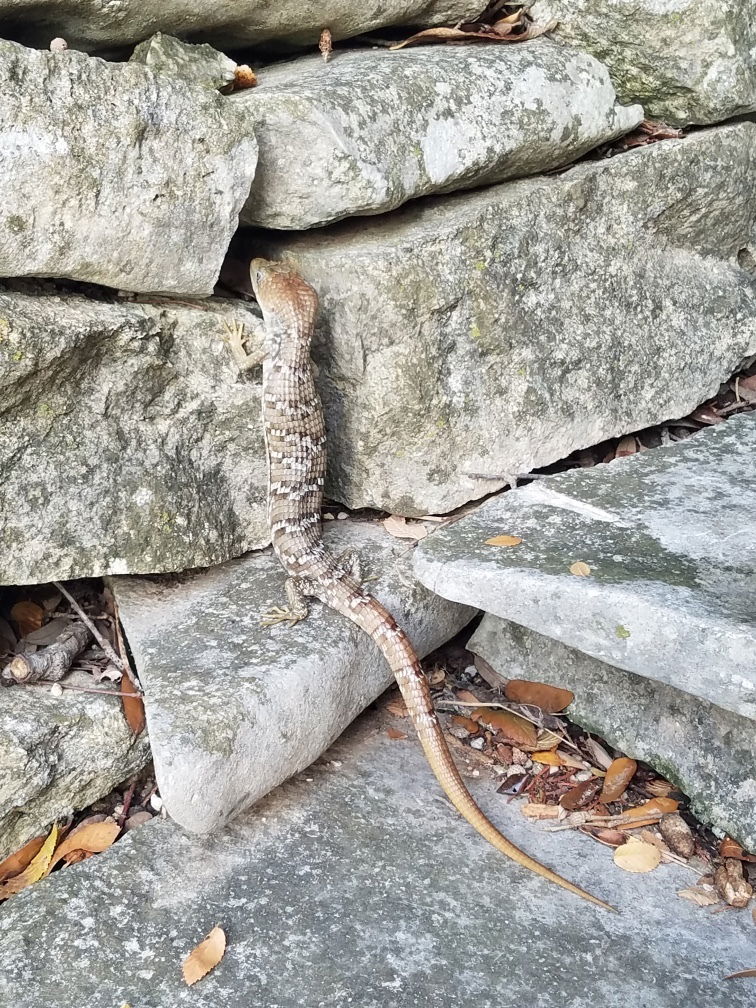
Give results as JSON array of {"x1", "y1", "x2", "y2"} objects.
[{"x1": 250, "y1": 258, "x2": 318, "y2": 338}]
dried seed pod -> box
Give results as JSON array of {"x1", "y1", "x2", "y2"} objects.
[
  {"x1": 714, "y1": 859, "x2": 754, "y2": 908},
  {"x1": 659, "y1": 813, "x2": 695, "y2": 859}
]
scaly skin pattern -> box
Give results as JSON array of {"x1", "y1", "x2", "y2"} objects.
[{"x1": 250, "y1": 258, "x2": 614, "y2": 912}]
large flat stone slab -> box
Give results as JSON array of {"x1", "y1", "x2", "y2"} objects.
[
  {"x1": 470, "y1": 614, "x2": 756, "y2": 850},
  {"x1": 0, "y1": 671, "x2": 149, "y2": 859},
  {"x1": 0, "y1": 288, "x2": 267, "y2": 585},
  {"x1": 111, "y1": 519, "x2": 475, "y2": 834},
  {"x1": 0, "y1": 1, "x2": 472, "y2": 52},
  {"x1": 528, "y1": 0, "x2": 756, "y2": 127},
  {"x1": 414, "y1": 413, "x2": 756, "y2": 721},
  {"x1": 238, "y1": 43, "x2": 642, "y2": 229},
  {"x1": 0, "y1": 40, "x2": 256, "y2": 296},
  {"x1": 1, "y1": 708, "x2": 754, "y2": 1008},
  {"x1": 248, "y1": 123, "x2": 756, "y2": 515}
]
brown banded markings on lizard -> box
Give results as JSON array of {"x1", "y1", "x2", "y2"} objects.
[{"x1": 247, "y1": 257, "x2": 614, "y2": 912}]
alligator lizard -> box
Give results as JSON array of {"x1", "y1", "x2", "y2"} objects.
[{"x1": 248, "y1": 257, "x2": 613, "y2": 912}]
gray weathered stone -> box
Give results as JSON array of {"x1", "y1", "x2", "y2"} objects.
[
  {"x1": 469, "y1": 615, "x2": 756, "y2": 850},
  {"x1": 0, "y1": 1, "x2": 473, "y2": 52},
  {"x1": 238, "y1": 43, "x2": 643, "y2": 229},
  {"x1": 111, "y1": 519, "x2": 475, "y2": 834},
  {"x1": 129, "y1": 33, "x2": 236, "y2": 91},
  {"x1": 1, "y1": 708, "x2": 755, "y2": 1008},
  {"x1": 527, "y1": 0, "x2": 756, "y2": 127},
  {"x1": 0, "y1": 40, "x2": 256, "y2": 296},
  {"x1": 0, "y1": 670, "x2": 149, "y2": 859},
  {"x1": 250, "y1": 123, "x2": 756, "y2": 515},
  {"x1": 0, "y1": 288, "x2": 267, "y2": 585},
  {"x1": 414, "y1": 413, "x2": 756, "y2": 722}
]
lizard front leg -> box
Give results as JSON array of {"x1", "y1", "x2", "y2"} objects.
[{"x1": 222, "y1": 318, "x2": 265, "y2": 372}]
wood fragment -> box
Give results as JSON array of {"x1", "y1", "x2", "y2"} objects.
[{"x1": 2, "y1": 623, "x2": 92, "y2": 684}]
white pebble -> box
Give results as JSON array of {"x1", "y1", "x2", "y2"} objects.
[
  {"x1": 49, "y1": 682, "x2": 63, "y2": 697},
  {"x1": 150, "y1": 793, "x2": 163, "y2": 812},
  {"x1": 469, "y1": 737, "x2": 485, "y2": 750},
  {"x1": 337, "y1": 512, "x2": 348, "y2": 520}
]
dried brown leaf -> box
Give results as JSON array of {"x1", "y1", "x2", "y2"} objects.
[
  {"x1": 678, "y1": 887, "x2": 719, "y2": 907},
  {"x1": 724, "y1": 968, "x2": 756, "y2": 980},
  {"x1": 471, "y1": 707, "x2": 537, "y2": 748},
  {"x1": 455, "y1": 689, "x2": 481, "y2": 704},
  {"x1": 504, "y1": 679, "x2": 573, "y2": 713},
  {"x1": 645, "y1": 777, "x2": 675, "y2": 797},
  {"x1": 182, "y1": 926, "x2": 226, "y2": 986},
  {"x1": 0, "y1": 833, "x2": 47, "y2": 883},
  {"x1": 10, "y1": 600, "x2": 44, "y2": 637},
  {"x1": 389, "y1": 17, "x2": 553, "y2": 49},
  {"x1": 386, "y1": 726, "x2": 408, "y2": 740},
  {"x1": 451, "y1": 715, "x2": 479, "y2": 734},
  {"x1": 386, "y1": 698, "x2": 408, "y2": 717},
  {"x1": 620, "y1": 797, "x2": 679, "y2": 820},
  {"x1": 318, "y1": 27, "x2": 333, "y2": 62},
  {"x1": 613, "y1": 839, "x2": 662, "y2": 873},
  {"x1": 0, "y1": 824, "x2": 59, "y2": 898},
  {"x1": 615, "y1": 436, "x2": 639, "y2": 458},
  {"x1": 49, "y1": 820, "x2": 120, "y2": 870},
  {"x1": 569, "y1": 561, "x2": 591, "y2": 577},
  {"x1": 560, "y1": 778, "x2": 603, "y2": 811},
  {"x1": 600, "y1": 757, "x2": 637, "y2": 802},
  {"x1": 120, "y1": 666, "x2": 146, "y2": 735},
  {"x1": 484, "y1": 534, "x2": 522, "y2": 547},
  {"x1": 381, "y1": 514, "x2": 428, "y2": 540}
]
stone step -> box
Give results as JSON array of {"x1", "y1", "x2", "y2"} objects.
[
  {"x1": 110, "y1": 518, "x2": 475, "y2": 835},
  {"x1": 413, "y1": 413, "x2": 756, "y2": 842},
  {"x1": 1, "y1": 704, "x2": 754, "y2": 1008}
]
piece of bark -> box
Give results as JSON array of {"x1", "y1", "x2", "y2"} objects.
[{"x1": 2, "y1": 623, "x2": 93, "y2": 684}]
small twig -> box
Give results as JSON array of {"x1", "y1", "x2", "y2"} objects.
[
  {"x1": 436, "y1": 699, "x2": 588, "y2": 759},
  {"x1": 117, "y1": 778, "x2": 138, "y2": 827},
  {"x1": 2, "y1": 623, "x2": 93, "y2": 684},
  {"x1": 53, "y1": 581, "x2": 125, "y2": 672},
  {"x1": 55, "y1": 683, "x2": 141, "y2": 698}
]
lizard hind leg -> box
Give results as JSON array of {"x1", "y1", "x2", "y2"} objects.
[{"x1": 259, "y1": 576, "x2": 314, "y2": 628}]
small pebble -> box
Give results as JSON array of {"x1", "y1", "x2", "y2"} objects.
[
  {"x1": 330, "y1": 760, "x2": 343, "y2": 768},
  {"x1": 124, "y1": 810, "x2": 153, "y2": 831},
  {"x1": 469, "y1": 737, "x2": 485, "y2": 750},
  {"x1": 573, "y1": 769, "x2": 593, "y2": 782},
  {"x1": 323, "y1": 513, "x2": 335, "y2": 520},
  {"x1": 149, "y1": 793, "x2": 163, "y2": 813},
  {"x1": 49, "y1": 682, "x2": 63, "y2": 697},
  {"x1": 336, "y1": 512, "x2": 348, "y2": 520},
  {"x1": 49, "y1": 37, "x2": 68, "y2": 51}
]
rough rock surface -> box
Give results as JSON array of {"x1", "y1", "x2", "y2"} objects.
[
  {"x1": 0, "y1": 288, "x2": 267, "y2": 585},
  {"x1": 469, "y1": 615, "x2": 756, "y2": 850},
  {"x1": 250, "y1": 123, "x2": 756, "y2": 515},
  {"x1": 129, "y1": 32, "x2": 237, "y2": 91},
  {"x1": 527, "y1": 0, "x2": 756, "y2": 126},
  {"x1": 0, "y1": 40, "x2": 256, "y2": 296},
  {"x1": 111, "y1": 519, "x2": 475, "y2": 834},
  {"x1": 238, "y1": 43, "x2": 642, "y2": 229},
  {"x1": 414, "y1": 414, "x2": 756, "y2": 722},
  {"x1": 0, "y1": 671, "x2": 149, "y2": 859},
  {"x1": 0, "y1": 1, "x2": 473, "y2": 52},
  {"x1": 1, "y1": 710, "x2": 756, "y2": 1008}
]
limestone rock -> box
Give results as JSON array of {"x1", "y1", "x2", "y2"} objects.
[
  {"x1": 0, "y1": 40, "x2": 256, "y2": 295},
  {"x1": 0, "y1": 288, "x2": 267, "y2": 585},
  {"x1": 238, "y1": 43, "x2": 643, "y2": 229},
  {"x1": 111, "y1": 519, "x2": 476, "y2": 834},
  {"x1": 1, "y1": 709, "x2": 756, "y2": 1007},
  {"x1": 0, "y1": 671, "x2": 149, "y2": 859},
  {"x1": 527, "y1": 0, "x2": 756, "y2": 126},
  {"x1": 0, "y1": 1, "x2": 473, "y2": 52},
  {"x1": 414, "y1": 413, "x2": 756, "y2": 722},
  {"x1": 469, "y1": 615, "x2": 756, "y2": 851},
  {"x1": 129, "y1": 32, "x2": 236, "y2": 91},
  {"x1": 250, "y1": 123, "x2": 756, "y2": 515}
]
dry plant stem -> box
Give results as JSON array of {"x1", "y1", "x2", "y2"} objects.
[
  {"x1": 52, "y1": 581, "x2": 125, "y2": 672},
  {"x1": 437, "y1": 700, "x2": 587, "y2": 758},
  {"x1": 57, "y1": 683, "x2": 141, "y2": 698},
  {"x1": 117, "y1": 778, "x2": 138, "y2": 826},
  {"x1": 3, "y1": 623, "x2": 92, "y2": 684}
]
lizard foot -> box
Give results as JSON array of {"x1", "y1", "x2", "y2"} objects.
[
  {"x1": 259, "y1": 605, "x2": 307, "y2": 628},
  {"x1": 222, "y1": 319, "x2": 265, "y2": 372}
]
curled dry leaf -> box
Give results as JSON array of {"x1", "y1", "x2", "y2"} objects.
[
  {"x1": 389, "y1": 15, "x2": 554, "y2": 50},
  {"x1": 615, "y1": 436, "x2": 639, "y2": 458},
  {"x1": 0, "y1": 833, "x2": 47, "y2": 883},
  {"x1": 120, "y1": 666, "x2": 146, "y2": 735},
  {"x1": 455, "y1": 689, "x2": 481, "y2": 704},
  {"x1": 484, "y1": 534, "x2": 522, "y2": 547},
  {"x1": 318, "y1": 27, "x2": 333, "y2": 62},
  {"x1": 471, "y1": 707, "x2": 537, "y2": 748},
  {"x1": 386, "y1": 698, "x2": 408, "y2": 718},
  {"x1": 0, "y1": 823, "x2": 59, "y2": 899},
  {"x1": 504, "y1": 679, "x2": 573, "y2": 713},
  {"x1": 382, "y1": 514, "x2": 428, "y2": 540},
  {"x1": 451, "y1": 715, "x2": 479, "y2": 734},
  {"x1": 182, "y1": 926, "x2": 227, "y2": 986},
  {"x1": 724, "y1": 968, "x2": 756, "y2": 980},
  {"x1": 569, "y1": 561, "x2": 591, "y2": 577},
  {"x1": 678, "y1": 887, "x2": 719, "y2": 908},
  {"x1": 386, "y1": 726, "x2": 408, "y2": 740},
  {"x1": 560, "y1": 778, "x2": 603, "y2": 811},
  {"x1": 10, "y1": 600, "x2": 44, "y2": 637},
  {"x1": 49, "y1": 820, "x2": 120, "y2": 870},
  {"x1": 600, "y1": 757, "x2": 637, "y2": 802},
  {"x1": 620, "y1": 797, "x2": 679, "y2": 821},
  {"x1": 645, "y1": 777, "x2": 675, "y2": 797},
  {"x1": 714, "y1": 859, "x2": 753, "y2": 909},
  {"x1": 587, "y1": 828, "x2": 628, "y2": 848},
  {"x1": 532, "y1": 750, "x2": 562, "y2": 766},
  {"x1": 719, "y1": 837, "x2": 756, "y2": 862},
  {"x1": 659, "y1": 813, "x2": 695, "y2": 859},
  {"x1": 613, "y1": 839, "x2": 662, "y2": 873},
  {"x1": 582, "y1": 737, "x2": 614, "y2": 770}
]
